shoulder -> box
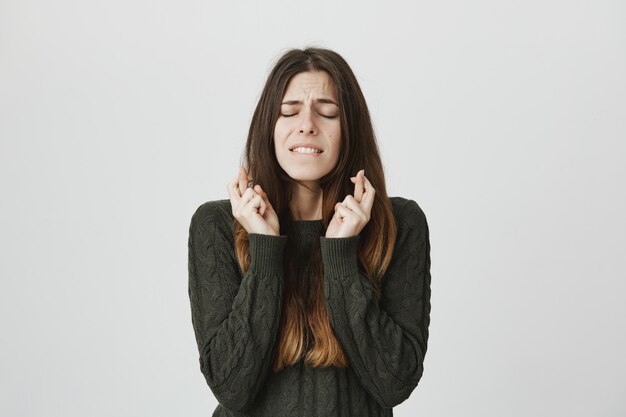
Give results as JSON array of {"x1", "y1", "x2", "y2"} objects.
[
  {"x1": 189, "y1": 199, "x2": 234, "y2": 234},
  {"x1": 389, "y1": 196, "x2": 429, "y2": 239}
]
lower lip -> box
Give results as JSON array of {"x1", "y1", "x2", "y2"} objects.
[{"x1": 290, "y1": 150, "x2": 323, "y2": 157}]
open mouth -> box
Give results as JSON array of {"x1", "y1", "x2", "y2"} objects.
[{"x1": 290, "y1": 146, "x2": 323, "y2": 154}]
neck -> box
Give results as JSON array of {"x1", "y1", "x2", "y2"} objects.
[{"x1": 289, "y1": 181, "x2": 323, "y2": 221}]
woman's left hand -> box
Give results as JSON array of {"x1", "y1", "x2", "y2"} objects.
[{"x1": 325, "y1": 169, "x2": 375, "y2": 238}]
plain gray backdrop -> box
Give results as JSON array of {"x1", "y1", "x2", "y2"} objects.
[{"x1": 1, "y1": 0, "x2": 625, "y2": 416}]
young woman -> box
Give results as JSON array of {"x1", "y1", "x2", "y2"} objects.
[{"x1": 188, "y1": 47, "x2": 432, "y2": 417}]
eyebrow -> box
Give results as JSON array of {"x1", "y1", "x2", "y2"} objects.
[{"x1": 281, "y1": 98, "x2": 338, "y2": 106}]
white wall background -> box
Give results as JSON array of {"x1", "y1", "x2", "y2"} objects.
[{"x1": 1, "y1": 0, "x2": 625, "y2": 416}]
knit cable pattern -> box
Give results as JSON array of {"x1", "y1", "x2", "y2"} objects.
[{"x1": 188, "y1": 197, "x2": 431, "y2": 417}]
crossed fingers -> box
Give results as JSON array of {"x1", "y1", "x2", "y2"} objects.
[{"x1": 346, "y1": 169, "x2": 375, "y2": 216}]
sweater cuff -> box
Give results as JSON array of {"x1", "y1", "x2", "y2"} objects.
[
  {"x1": 248, "y1": 233, "x2": 288, "y2": 276},
  {"x1": 320, "y1": 235, "x2": 360, "y2": 278}
]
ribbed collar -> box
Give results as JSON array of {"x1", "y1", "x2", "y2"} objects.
[
  {"x1": 286, "y1": 220, "x2": 324, "y2": 246},
  {"x1": 289, "y1": 219, "x2": 323, "y2": 232},
  {"x1": 290, "y1": 219, "x2": 324, "y2": 227}
]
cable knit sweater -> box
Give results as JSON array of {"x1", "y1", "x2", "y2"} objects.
[{"x1": 187, "y1": 196, "x2": 431, "y2": 417}]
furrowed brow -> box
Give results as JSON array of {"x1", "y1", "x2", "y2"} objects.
[
  {"x1": 316, "y1": 98, "x2": 338, "y2": 105},
  {"x1": 281, "y1": 98, "x2": 338, "y2": 106}
]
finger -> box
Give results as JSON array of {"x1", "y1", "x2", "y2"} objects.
[
  {"x1": 334, "y1": 201, "x2": 353, "y2": 214},
  {"x1": 342, "y1": 195, "x2": 367, "y2": 220},
  {"x1": 238, "y1": 166, "x2": 249, "y2": 195},
  {"x1": 360, "y1": 174, "x2": 376, "y2": 214},
  {"x1": 254, "y1": 185, "x2": 269, "y2": 216},
  {"x1": 256, "y1": 192, "x2": 265, "y2": 216},
  {"x1": 243, "y1": 166, "x2": 253, "y2": 183},
  {"x1": 334, "y1": 204, "x2": 355, "y2": 223},
  {"x1": 247, "y1": 171, "x2": 254, "y2": 188},
  {"x1": 240, "y1": 188, "x2": 263, "y2": 213},
  {"x1": 254, "y1": 185, "x2": 269, "y2": 203},
  {"x1": 227, "y1": 177, "x2": 242, "y2": 205},
  {"x1": 239, "y1": 187, "x2": 259, "y2": 211},
  {"x1": 261, "y1": 191, "x2": 273, "y2": 209},
  {"x1": 251, "y1": 194, "x2": 266, "y2": 215},
  {"x1": 259, "y1": 186, "x2": 274, "y2": 209},
  {"x1": 246, "y1": 193, "x2": 266, "y2": 216},
  {"x1": 238, "y1": 166, "x2": 247, "y2": 194},
  {"x1": 333, "y1": 202, "x2": 343, "y2": 221},
  {"x1": 353, "y1": 169, "x2": 365, "y2": 202}
]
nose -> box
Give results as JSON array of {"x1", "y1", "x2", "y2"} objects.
[{"x1": 298, "y1": 110, "x2": 317, "y2": 135}]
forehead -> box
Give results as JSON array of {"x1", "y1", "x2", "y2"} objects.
[{"x1": 282, "y1": 70, "x2": 337, "y2": 99}]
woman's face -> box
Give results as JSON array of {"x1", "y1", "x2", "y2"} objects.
[{"x1": 274, "y1": 70, "x2": 341, "y2": 184}]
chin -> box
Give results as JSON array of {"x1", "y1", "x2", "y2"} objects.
[{"x1": 283, "y1": 167, "x2": 328, "y2": 183}]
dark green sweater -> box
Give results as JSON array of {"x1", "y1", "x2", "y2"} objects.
[{"x1": 188, "y1": 196, "x2": 431, "y2": 416}]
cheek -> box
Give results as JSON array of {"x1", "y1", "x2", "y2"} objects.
[
  {"x1": 274, "y1": 121, "x2": 289, "y2": 145},
  {"x1": 273, "y1": 123, "x2": 291, "y2": 162},
  {"x1": 331, "y1": 140, "x2": 341, "y2": 159},
  {"x1": 330, "y1": 125, "x2": 342, "y2": 152}
]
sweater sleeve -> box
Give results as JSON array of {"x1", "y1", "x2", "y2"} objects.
[
  {"x1": 187, "y1": 202, "x2": 288, "y2": 412},
  {"x1": 319, "y1": 199, "x2": 431, "y2": 409}
]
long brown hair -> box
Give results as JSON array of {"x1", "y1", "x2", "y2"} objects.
[{"x1": 233, "y1": 47, "x2": 397, "y2": 372}]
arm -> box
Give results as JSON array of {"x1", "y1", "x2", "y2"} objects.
[
  {"x1": 320, "y1": 199, "x2": 431, "y2": 408},
  {"x1": 187, "y1": 202, "x2": 287, "y2": 412}
]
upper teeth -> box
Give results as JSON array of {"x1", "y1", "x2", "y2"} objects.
[{"x1": 292, "y1": 147, "x2": 321, "y2": 154}]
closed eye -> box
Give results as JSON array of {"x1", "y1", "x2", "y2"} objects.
[{"x1": 280, "y1": 112, "x2": 337, "y2": 119}]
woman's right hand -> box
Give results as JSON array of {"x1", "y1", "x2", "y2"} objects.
[{"x1": 227, "y1": 166, "x2": 280, "y2": 236}]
